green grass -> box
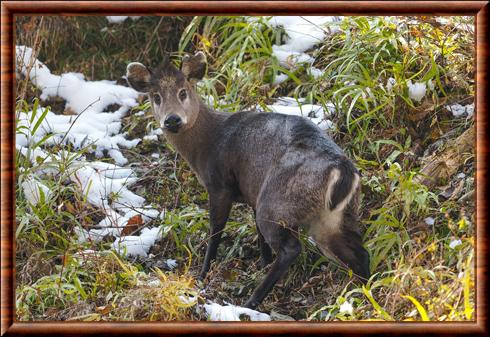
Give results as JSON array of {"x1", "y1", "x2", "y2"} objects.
[{"x1": 15, "y1": 15, "x2": 475, "y2": 321}]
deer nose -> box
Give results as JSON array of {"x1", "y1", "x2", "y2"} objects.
[{"x1": 164, "y1": 115, "x2": 182, "y2": 132}]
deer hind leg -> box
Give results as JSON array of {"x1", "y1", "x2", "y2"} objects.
[
  {"x1": 244, "y1": 213, "x2": 301, "y2": 309},
  {"x1": 254, "y1": 211, "x2": 273, "y2": 269},
  {"x1": 257, "y1": 229, "x2": 273, "y2": 269}
]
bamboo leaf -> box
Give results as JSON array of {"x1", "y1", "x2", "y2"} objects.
[
  {"x1": 362, "y1": 286, "x2": 393, "y2": 320},
  {"x1": 401, "y1": 295, "x2": 429, "y2": 321}
]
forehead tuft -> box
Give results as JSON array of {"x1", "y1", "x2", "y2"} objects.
[{"x1": 150, "y1": 60, "x2": 185, "y2": 89}]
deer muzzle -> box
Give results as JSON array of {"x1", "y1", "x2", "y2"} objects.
[{"x1": 164, "y1": 114, "x2": 183, "y2": 133}]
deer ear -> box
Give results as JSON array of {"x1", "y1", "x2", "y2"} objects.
[
  {"x1": 181, "y1": 51, "x2": 207, "y2": 82},
  {"x1": 126, "y1": 62, "x2": 151, "y2": 92}
]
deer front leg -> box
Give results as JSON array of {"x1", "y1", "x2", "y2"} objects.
[{"x1": 199, "y1": 191, "x2": 233, "y2": 280}]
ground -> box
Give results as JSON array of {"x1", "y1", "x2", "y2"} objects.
[{"x1": 14, "y1": 15, "x2": 475, "y2": 321}]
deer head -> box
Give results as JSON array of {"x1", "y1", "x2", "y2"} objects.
[{"x1": 126, "y1": 52, "x2": 207, "y2": 133}]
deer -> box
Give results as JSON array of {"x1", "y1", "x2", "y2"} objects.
[{"x1": 126, "y1": 52, "x2": 370, "y2": 310}]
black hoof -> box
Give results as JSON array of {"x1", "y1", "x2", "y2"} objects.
[
  {"x1": 258, "y1": 259, "x2": 272, "y2": 270},
  {"x1": 244, "y1": 299, "x2": 258, "y2": 310}
]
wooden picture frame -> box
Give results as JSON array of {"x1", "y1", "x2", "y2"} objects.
[{"x1": 1, "y1": 1, "x2": 488, "y2": 335}]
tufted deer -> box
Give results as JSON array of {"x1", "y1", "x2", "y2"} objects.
[{"x1": 126, "y1": 52, "x2": 370, "y2": 309}]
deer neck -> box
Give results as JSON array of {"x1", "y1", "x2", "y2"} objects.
[{"x1": 164, "y1": 102, "x2": 225, "y2": 171}]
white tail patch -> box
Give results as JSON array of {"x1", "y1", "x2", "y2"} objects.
[
  {"x1": 324, "y1": 168, "x2": 341, "y2": 210},
  {"x1": 332, "y1": 172, "x2": 359, "y2": 213},
  {"x1": 309, "y1": 171, "x2": 360, "y2": 242}
]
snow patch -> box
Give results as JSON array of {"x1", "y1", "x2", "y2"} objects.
[
  {"x1": 112, "y1": 227, "x2": 163, "y2": 257},
  {"x1": 449, "y1": 239, "x2": 462, "y2": 249},
  {"x1": 309, "y1": 67, "x2": 325, "y2": 79},
  {"x1": 143, "y1": 135, "x2": 158, "y2": 142},
  {"x1": 268, "y1": 16, "x2": 341, "y2": 68},
  {"x1": 339, "y1": 301, "x2": 354, "y2": 315},
  {"x1": 16, "y1": 46, "x2": 139, "y2": 115},
  {"x1": 273, "y1": 73, "x2": 289, "y2": 85},
  {"x1": 21, "y1": 176, "x2": 51, "y2": 205},
  {"x1": 264, "y1": 97, "x2": 335, "y2": 131},
  {"x1": 446, "y1": 103, "x2": 474, "y2": 118},
  {"x1": 407, "y1": 80, "x2": 426, "y2": 102},
  {"x1": 386, "y1": 77, "x2": 396, "y2": 93},
  {"x1": 166, "y1": 259, "x2": 178, "y2": 270},
  {"x1": 427, "y1": 79, "x2": 435, "y2": 91},
  {"x1": 106, "y1": 16, "x2": 141, "y2": 24},
  {"x1": 16, "y1": 46, "x2": 141, "y2": 166},
  {"x1": 424, "y1": 217, "x2": 435, "y2": 226},
  {"x1": 204, "y1": 302, "x2": 271, "y2": 321},
  {"x1": 71, "y1": 165, "x2": 142, "y2": 210}
]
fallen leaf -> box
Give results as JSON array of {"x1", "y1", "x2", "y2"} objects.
[
  {"x1": 96, "y1": 305, "x2": 113, "y2": 315},
  {"x1": 63, "y1": 106, "x2": 77, "y2": 115},
  {"x1": 121, "y1": 214, "x2": 144, "y2": 236}
]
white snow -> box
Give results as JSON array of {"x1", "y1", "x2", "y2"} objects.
[
  {"x1": 112, "y1": 227, "x2": 163, "y2": 257},
  {"x1": 274, "y1": 96, "x2": 306, "y2": 105},
  {"x1": 446, "y1": 103, "x2": 474, "y2": 118},
  {"x1": 107, "y1": 16, "x2": 128, "y2": 24},
  {"x1": 268, "y1": 16, "x2": 341, "y2": 68},
  {"x1": 149, "y1": 127, "x2": 163, "y2": 136},
  {"x1": 449, "y1": 239, "x2": 462, "y2": 249},
  {"x1": 16, "y1": 46, "x2": 139, "y2": 115},
  {"x1": 89, "y1": 161, "x2": 135, "y2": 179},
  {"x1": 147, "y1": 279, "x2": 161, "y2": 287},
  {"x1": 16, "y1": 46, "x2": 141, "y2": 166},
  {"x1": 309, "y1": 67, "x2": 325, "y2": 79},
  {"x1": 203, "y1": 302, "x2": 271, "y2": 321},
  {"x1": 273, "y1": 73, "x2": 289, "y2": 85},
  {"x1": 272, "y1": 47, "x2": 314, "y2": 67},
  {"x1": 267, "y1": 104, "x2": 322, "y2": 117},
  {"x1": 106, "y1": 16, "x2": 141, "y2": 24},
  {"x1": 386, "y1": 77, "x2": 396, "y2": 93},
  {"x1": 315, "y1": 119, "x2": 335, "y2": 131},
  {"x1": 143, "y1": 127, "x2": 164, "y2": 141},
  {"x1": 125, "y1": 208, "x2": 161, "y2": 221},
  {"x1": 71, "y1": 165, "x2": 142, "y2": 209},
  {"x1": 166, "y1": 259, "x2": 178, "y2": 270},
  {"x1": 143, "y1": 135, "x2": 158, "y2": 142},
  {"x1": 16, "y1": 107, "x2": 140, "y2": 165},
  {"x1": 339, "y1": 301, "x2": 354, "y2": 315},
  {"x1": 21, "y1": 176, "x2": 51, "y2": 206},
  {"x1": 96, "y1": 208, "x2": 159, "y2": 229},
  {"x1": 435, "y1": 17, "x2": 450, "y2": 25},
  {"x1": 407, "y1": 80, "x2": 426, "y2": 103},
  {"x1": 179, "y1": 295, "x2": 198, "y2": 305},
  {"x1": 264, "y1": 98, "x2": 335, "y2": 131}
]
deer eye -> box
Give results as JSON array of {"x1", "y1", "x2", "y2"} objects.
[
  {"x1": 178, "y1": 89, "x2": 187, "y2": 101},
  {"x1": 152, "y1": 93, "x2": 161, "y2": 105}
]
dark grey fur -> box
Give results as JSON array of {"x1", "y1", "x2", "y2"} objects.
[{"x1": 126, "y1": 53, "x2": 370, "y2": 309}]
